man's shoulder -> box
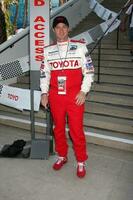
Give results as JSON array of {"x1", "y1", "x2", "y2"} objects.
[
  {"x1": 69, "y1": 39, "x2": 87, "y2": 49},
  {"x1": 44, "y1": 42, "x2": 57, "y2": 49},
  {"x1": 70, "y1": 39, "x2": 86, "y2": 44}
]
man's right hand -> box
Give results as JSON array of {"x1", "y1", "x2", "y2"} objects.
[{"x1": 41, "y1": 93, "x2": 48, "y2": 109}]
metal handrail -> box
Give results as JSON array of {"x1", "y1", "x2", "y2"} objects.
[
  {"x1": 97, "y1": 42, "x2": 101, "y2": 84},
  {"x1": 90, "y1": 0, "x2": 130, "y2": 84},
  {"x1": 0, "y1": 27, "x2": 29, "y2": 54},
  {"x1": 96, "y1": 26, "x2": 120, "y2": 84},
  {"x1": 116, "y1": 26, "x2": 120, "y2": 49}
]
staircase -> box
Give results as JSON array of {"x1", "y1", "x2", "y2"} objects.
[
  {"x1": 0, "y1": 0, "x2": 133, "y2": 151},
  {"x1": 84, "y1": 44, "x2": 133, "y2": 151}
]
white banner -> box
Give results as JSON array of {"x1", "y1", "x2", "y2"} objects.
[
  {"x1": 0, "y1": 56, "x2": 29, "y2": 81},
  {"x1": 104, "y1": 17, "x2": 121, "y2": 33},
  {"x1": 88, "y1": 0, "x2": 97, "y2": 10},
  {"x1": 0, "y1": 84, "x2": 41, "y2": 111},
  {"x1": 88, "y1": 0, "x2": 117, "y2": 20}
]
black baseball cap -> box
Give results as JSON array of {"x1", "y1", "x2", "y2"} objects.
[{"x1": 52, "y1": 16, "x2": 69, "y2": 28}]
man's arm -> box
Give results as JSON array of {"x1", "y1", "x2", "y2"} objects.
[
  {"x1": 120, "y1": 3, "x2": 133, "y2": 32},
  {"x1": 120, "y1": 13, "x2": 129, "y2": 32},
  {"x1": 76, "y1": 44, "x2": 94, "y2": 106},
  {"x1": 40, "y1": 49, "x2": 51, "y2": 108}
]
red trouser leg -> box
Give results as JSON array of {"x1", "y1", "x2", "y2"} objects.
[
  {"x1": 49, "y1": 90, "x2": 88, "y2": 161},
  {"x1": 49, "y1": 92, "x2": 68, "y2": 157},
  {"x1": 67, "y1": 94, "x2": 88, "y2": 162}
]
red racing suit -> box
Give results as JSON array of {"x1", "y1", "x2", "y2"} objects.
[{"x1": 40, "y1": 39, "x2": 94, "y2": 162}]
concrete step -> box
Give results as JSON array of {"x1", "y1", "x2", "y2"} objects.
[
  {"x1": 94, "y1": 66, "x2": 133, "y2": 76},
  {"x1": 92, "y1": 83, "x2": 133, "y2": 95},
  {"x1": 88, "y1": 91, "x2": 133, "y2": 107},
  {"x1": 84, "y1": 127, "x2": 133, "y2": 152},
  {"x1": 94, "y1": 74, "x2": 133, "y2": 85},
  {"x1": 94, "y1": 60, "x2": 133, "y2": 68},
  {"x1": 84, "y1": 113, "x2": 133, "y2": 135},
  {"x1": 92, "y1": 54, "x2": 132, "y2": 62},
  {"x1": 85, "y1": 102, "x2": 133, "y2": 120},
  {"x1": 102, "y1": 0, "x2": 127, "y2": 6},
  {"x1": 102, "y1": 36, "x2": 130, "y2": 45},
  {"x1": 0, "y1": 114, "x2": 46, "y2": 133},
  {"x1": 0, "y1": 105, "x2": 45, "y2": 119},
  {"x1": 99, "y1": 43, "x2": 131, "y2": 50},
  {"x1": 85, "y1": 126, "x2": 133, "y2": 142},
  {"x1": 91, "y1": 48, "x2": 131, "y2": 56}
]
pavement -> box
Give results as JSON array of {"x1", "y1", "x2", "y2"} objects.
[{"x1": 0, "y1": 124, "x2": 133, "y2": 200}]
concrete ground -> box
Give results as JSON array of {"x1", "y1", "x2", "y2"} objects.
[{"x1": 0, "y1": 124, "x2": 133, "y2": 200}]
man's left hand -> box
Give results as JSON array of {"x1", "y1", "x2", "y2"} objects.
[{"x1": 75, "y1": 91, "x2": 86, "y2": 105}]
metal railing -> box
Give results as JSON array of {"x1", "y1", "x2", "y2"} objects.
[
  {"x1": 89, "y1": 0, "x2": 130, "y2": 84},
  {"x1": 96, "y1": 26, "x2": 120, "y2": 84},
  {"x1": 0, "y1": 27, "x2": 29, "y2": 54}
]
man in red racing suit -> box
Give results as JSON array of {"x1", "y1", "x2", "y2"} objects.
[{"x1": 40, "y1": 16, "x2": 94, "y2": 178}]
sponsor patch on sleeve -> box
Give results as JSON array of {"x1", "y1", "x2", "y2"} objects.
[{"x1": 85, "y1": 56, "x2": 94, "y2": 73}]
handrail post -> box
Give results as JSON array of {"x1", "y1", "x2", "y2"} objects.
[
  {"x1": 116, "y1": 18, "x2": 120, "y2": 49},
  {"x1": 97, "y1": 41, "x2": 101, "y2": 84}
]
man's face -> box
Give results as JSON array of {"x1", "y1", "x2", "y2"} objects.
[{"x1": 53, "y1": 23, "x2": 69, "y2": 42}]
